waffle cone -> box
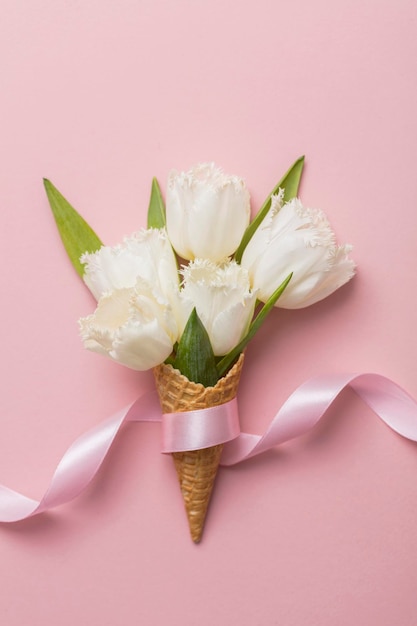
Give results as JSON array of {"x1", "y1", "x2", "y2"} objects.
[{"x1": 153, "y1": 354, "x2": 244, "y2": 543}]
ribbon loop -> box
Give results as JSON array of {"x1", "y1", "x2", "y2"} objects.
[{"x1": 161, "y1": 398, "x2": 240, "y2": 453}]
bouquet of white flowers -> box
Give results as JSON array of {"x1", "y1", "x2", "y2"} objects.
[{"x1": 45, "y1": 157, "x2": 355, "y2": 542}]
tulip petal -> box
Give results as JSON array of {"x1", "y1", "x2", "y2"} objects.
[
  {"x1": 81, "y1": 228, "x2": 179, "y2": 302},
  {"x1": 79, "y1": 283, "x2": 179, "y2": 371},
  {"x1": 179, "y1": 259, "x2": 256, "y2": 357},
  {"x1": 235, "y1": 156, "x2": 305, "y2": 262},
  {"x1": 166, "y1": 163, "x2": 250, "y2": 262},
  {"x1": 241, "y1": 196, "x2": 355, "y2": 309},
  {"x1": 217, "y1": 273, "x2": 292, "y2": 376},
  {"x1": 111, "y1": 318, "x2": 174, "y2": 370}
]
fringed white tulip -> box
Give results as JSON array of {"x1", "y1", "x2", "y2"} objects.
[
  {"x1": 179, "y1": 260, "x2": 256, "y2": 356},
  {"x1": 79, "y1": 280, "x2": 179, "y2": 371},
  {"x1": 166, "y1": 163, "x2": 250, "y2": 262},
  {"x1": 81, "y1": 228, "x2": 179, "y2": 302},
  {"x1": 241, "y1": 192, "x2": 355, "y2": 309}
]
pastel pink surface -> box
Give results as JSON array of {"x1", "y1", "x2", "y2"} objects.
[{"x1": 1, "y1": 1, "x2": 417, "y2": 625}]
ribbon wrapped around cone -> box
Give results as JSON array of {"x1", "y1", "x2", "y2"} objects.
[{"x1": 153, "y1": 354, "x2": 244, "y2": 543}]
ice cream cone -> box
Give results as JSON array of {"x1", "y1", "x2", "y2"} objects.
[{"x1": 153, "y1": 353, "x2": 244, "y2": 543}]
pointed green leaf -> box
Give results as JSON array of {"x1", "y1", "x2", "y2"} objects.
[
  {"x1": 216, "y1": 272, "x2": 293, "y2": 377},
  {"x1": 147, "y1": 177, "x2": 166, "y2": 229},
  {"x1": 235, "y1": 156, "x2": 305, "y2": 262},
  {"x1": 44, "y1": 179, "x2": 103, "y2": 278},
  {"x1": 173, "y1": 308, "x2": 219, "y2": 386}
]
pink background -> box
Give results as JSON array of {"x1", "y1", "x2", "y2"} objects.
[{"x1": 1, "y1": 1, "x2": 417, "y2": 624}]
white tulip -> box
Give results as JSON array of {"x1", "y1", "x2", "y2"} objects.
[
  {"x1": 79, "y1": 280, "x2": 179, "y2": 371},
  {"x1": 179, "y1": 259, "x2": 256, "y2": 356},
  {"x1": 241, "y1": 192, "x2": 355, "y2": 309},
  {"x1": 166, "y1": 163, "x2": 250, "y2": 262},
  {"x1": 81, "y1": 228, "x2": 179, "y2": 303}
]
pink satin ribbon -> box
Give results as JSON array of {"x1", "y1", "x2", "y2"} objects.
[
  {"x1": 162, "y1": 398, "x2": 240, "y2": 453},
  {"x1": 1, "y1": 372, "x2": 417, "y2": 523}
]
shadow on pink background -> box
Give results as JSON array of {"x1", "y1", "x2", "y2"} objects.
[{"x1": 1, "y1": 1, "x2": 416, "y2": 624}]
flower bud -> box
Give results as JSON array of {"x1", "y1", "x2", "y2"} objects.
[
  {"x1": 79, "y1": 280, "x2": 179, "y2": 370},
  {"x1": 241, "y1": 193, "x2": 355, "y2": 309},
  {"x1": 179, "y1": 259, "x2": 256, "y2": 355},
  {"x1": 81, "y1": 228, "x2": 179, "y2": 303},
  {"x1": 166, "y1": 163, "x2": 250, "y2": 262}
]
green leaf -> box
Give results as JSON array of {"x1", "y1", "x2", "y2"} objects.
[
  {"x1": 235, "y1": 156, "x2": 305, "y2": 263},
  {"x1": 216, "y1": 272, "x2": 293, "y2": 377},
  {"x1": 147, "y1": 177, "x2": 166, "y2": 229},
  {"x1": 173, "y1": 308, "x2": 219, "y2": 387},
  {"x1": 44, "y1": 179, "x2": 103, "y2": 278}
]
